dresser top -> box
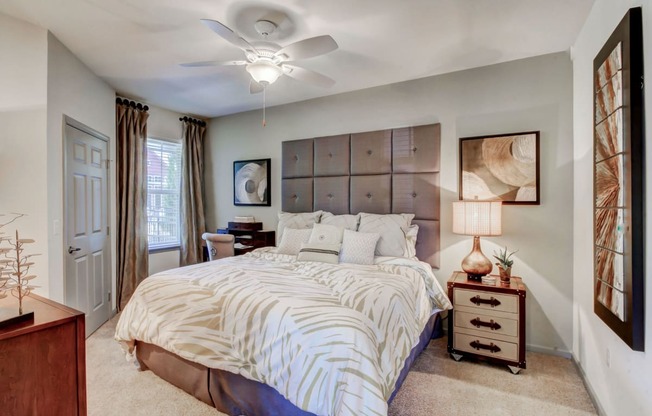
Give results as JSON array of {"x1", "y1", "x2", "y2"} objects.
[
  {"x1": 448, "y1": 271, "x2": 526, "y2": 294},
  {"x1": 0, "y1": 294, "x2": 84, "y2": 340}
]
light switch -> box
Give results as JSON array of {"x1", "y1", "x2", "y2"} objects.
[{"x1": 53, "y1": 219, "x2": 61, "y2": 236}]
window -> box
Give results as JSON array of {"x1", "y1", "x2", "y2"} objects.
[{"x1": 146, "y1": 138, "x2": 182, "y2": 250}]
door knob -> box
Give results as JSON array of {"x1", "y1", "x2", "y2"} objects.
[{"x1": 68, "y1": 246, "x2": 81, "y2": 254}]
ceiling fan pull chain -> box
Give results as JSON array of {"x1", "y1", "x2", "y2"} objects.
[{"x1": 262, "y1": 86, "x2": 267, "y2": 127}]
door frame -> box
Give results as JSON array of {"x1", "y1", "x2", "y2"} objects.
[{"x1": 62, "y1": 115, "x2": 113, "y2": 316}]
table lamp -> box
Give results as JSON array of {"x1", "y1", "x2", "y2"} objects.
[{"x1": 452, "y1": 200, "x2": 502, "y2": 280}]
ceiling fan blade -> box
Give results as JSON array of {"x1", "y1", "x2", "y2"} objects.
[
  {"x1": 275, "y1": 35, "x2": 338, "y2": 61},
  {"x1": 180, "y1": 60, "x2": 247, "y2": 67},
  {"x1": 200, "y1": 19, "x2": 258, "y2": 53},
  {"x1": 250, "y1": 80, "x2": 265, "y2": 94},
  {"x1": 283, "y1": 64, "x2": 335, "y2": 88},
  {"x1": 223, "y1": 60, "x2": 248, "y2": 66},
  {"x1": 179, "y1": 61, "x2": 248, "y2": 68},
  {"x1": 180, "y1": 60, "x2": 221, "y2": 67}
]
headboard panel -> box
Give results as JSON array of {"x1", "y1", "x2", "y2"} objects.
[
  {"x1": 281, "y1": 123, "x2": 441, "y2": 268},
  {"x1": 314, "y1": 176, "x2": 349, "y2": 214}
]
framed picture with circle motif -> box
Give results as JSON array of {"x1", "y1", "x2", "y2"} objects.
[{"x1": 233, "y1": 158, "x2": 271, "y2": 206}]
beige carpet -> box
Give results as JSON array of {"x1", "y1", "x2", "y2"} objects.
[{"x1": 87, "y1": 316, "x2": 596, "y2": 416}]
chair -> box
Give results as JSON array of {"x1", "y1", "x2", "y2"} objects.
[{"x1": 201, "y1": 233, "x2": 235, "y2": 261}]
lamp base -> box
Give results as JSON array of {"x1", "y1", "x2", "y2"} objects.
[
  {"x1": 461, "y1": 236, "x2": 493, "y2": 280},
  {"x1": 465, "y1": 273, "x2": 485, "y2": 282}
]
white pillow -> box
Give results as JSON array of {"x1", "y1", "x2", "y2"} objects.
[
  {"x1": 277, "y1": 211, "x2": 322, "y2": 244},
  {"x1": 405, "y1": 224, "x2": 419, "y2": 258},
  {"x1": 277, "y1": 228, "x2": 312, "y2": 255},
  {"x1": 309, "y1": 223, "x2": 344, "y2": 244},
  {"x1": 339, "y1": 230, "x2": 380, "y2": 265},
  {"x1": 358, "y1": 213, "x2": 415, "y2": 257},
  {"x1": 319, "y1": 212, "x2": 360, "y2": 230},
  {"x1": 297, "y1": 242, "x2": 341, "y2": 264}
]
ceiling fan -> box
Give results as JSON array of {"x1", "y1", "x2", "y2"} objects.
[{"x1": 182, "y1": 19, "x2": 338, "y2": 94}]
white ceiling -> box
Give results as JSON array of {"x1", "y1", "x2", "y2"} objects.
[{"x1": 0, "y1": 0, "x2": 594, "y2": 118}]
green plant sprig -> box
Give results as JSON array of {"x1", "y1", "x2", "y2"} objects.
[{"x1": 493, "y1": 246, "x2": 518, "y2": 269}]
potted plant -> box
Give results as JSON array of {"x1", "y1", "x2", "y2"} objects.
[{"x1": 493, "y1": 247, "x2": 518, "y2": 282}]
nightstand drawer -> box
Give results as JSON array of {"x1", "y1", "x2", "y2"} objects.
[
  {"x1": 454, "y1": 288, "x2": 518, "y2": 314},
  {"x1": 453, "y1": 332, "x2": 519, "y2": 362},
  {"x1": 454, "y1": 310, "x2": 519, "y2": 338}
]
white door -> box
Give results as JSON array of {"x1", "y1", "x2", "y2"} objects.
[{"x1": 64, "y1": 118, "x2": 111, "y2": 337}]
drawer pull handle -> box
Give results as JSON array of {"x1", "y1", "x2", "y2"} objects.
[
  {"x1": 470, "y1": 340, "x2": 501, "y2": 353},
  {"x1": 470, "y1": 317, "x2": 502, "y2": 331},
  {"x1": 470, "y1": 295, "x2": 501, "y2": 307}
]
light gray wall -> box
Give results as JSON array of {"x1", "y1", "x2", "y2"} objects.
[
  {"x1": 0, "y1": 13, "x2": 48, "y2": 295},
  {"x1": 206, "y1": 52, "x2": 575, "y2": 354},
  {"x1": 47, "y1": 33, "x2": 116, "y2": 306},
  {"x1": 572, "y1": 1, "x2": 652, "y2": 414}
]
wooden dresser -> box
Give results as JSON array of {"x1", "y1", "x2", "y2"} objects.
[
  {"x1": 447, "y1": 271, "x2": 526, "y2": 374},
  {"x1": 219, "y1": 222, "x2": 276, "y2": 255},
  {"x1": 0, "y1": 294, "x2": 86, "y2": 415}
]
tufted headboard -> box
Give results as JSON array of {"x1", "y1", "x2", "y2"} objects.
[{"x1": 281, "y1": 123, "x2": 441, "y2": 268}]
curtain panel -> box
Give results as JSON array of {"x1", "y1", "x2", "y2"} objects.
[
  {"x1": 116, "y1": 98, "x2": 149, "y2": 310},
  {"x1": 179, "y1": 117, "x2": 207, "y2": 266}
]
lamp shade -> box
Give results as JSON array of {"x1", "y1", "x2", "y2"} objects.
[
  {"x1": 246, "y1": 61, "x2": 283, "y2": 85},
  {"x1": 452, "y1": 200, "x2": 502, "y2": 236}
]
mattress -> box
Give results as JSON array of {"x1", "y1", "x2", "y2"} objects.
[{"x1": 116, "y1": 248, "x2": 452, "y2": 416}]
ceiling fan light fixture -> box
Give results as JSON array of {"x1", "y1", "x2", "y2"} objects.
[{"x1": 246, "y1": 61, "x2": 283, "y2": 85}]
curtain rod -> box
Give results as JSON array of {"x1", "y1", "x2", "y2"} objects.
[
  {"x1": 116, "y1": 97, "x2": 149, "y2": 111},
  {"x1": 180, "y1": 116, "x2": 206, "y2": 127}
]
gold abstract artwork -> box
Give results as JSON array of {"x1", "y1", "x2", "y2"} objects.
[{"x1": 594, "y1": 42, "x2": 626, "y2": 322}]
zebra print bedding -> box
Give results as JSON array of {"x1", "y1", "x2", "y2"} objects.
[{"x1": 115, "y1": 248, "x2": 452, "y2": 416}]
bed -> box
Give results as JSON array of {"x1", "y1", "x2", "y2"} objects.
[
  {"x1": 116, "y1": 248, "x2": 451, "y2": 415},
  {"x1": 116, "y1": 123, "x2": 447, "y2": 415}
]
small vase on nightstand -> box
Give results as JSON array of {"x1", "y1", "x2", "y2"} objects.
[
  {"x1": 493, "y1": 246, "x2": 517, "y2": 283},
  {"x1": 497, "y1": 265, "x2": 511, "y2": 282}
]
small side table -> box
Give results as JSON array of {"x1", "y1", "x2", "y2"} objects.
[
  {"x1": 218, "y1": 222, "x2": 276, "y2": 256},
  {"x1": 447, "y1": 271, "x2": 526, "y2": 374}
]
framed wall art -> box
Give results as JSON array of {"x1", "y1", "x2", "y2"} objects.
[
  {"x1": 459, "y1": 131, "x2": 540, "y2": 204},
  {"x1": 233, "y1": 158, "x2": 271, "y2": 206},
  {"x1": 593, "y1": 7, "x2": 644, "y2": 351}
]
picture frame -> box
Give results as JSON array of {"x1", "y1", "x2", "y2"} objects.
[
  {"x1": 233, "y1": 158, "x2": 271, "y2": 206},
  {"x1": 592, "y1": 7, "x2": 644, "y2": 351},
  {"x1": 459, "y1": 131, "x2": 540, "y2": 205}
]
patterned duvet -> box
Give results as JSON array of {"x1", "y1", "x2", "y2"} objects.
[{"x1": 115, "y1": 248, "x2": 452, "y2": 416}]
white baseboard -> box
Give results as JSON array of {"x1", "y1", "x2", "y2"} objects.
[
  {"x1": 526, "y1": 344, "x2": 572, "y2": 358},
  {"x1": 572, "y1": 355, "x2": 606, "y2": 416}
]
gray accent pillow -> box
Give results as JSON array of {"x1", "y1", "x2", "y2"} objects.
[
  {"x1": 297, "y1": 242, "x2": 341, "y2": 264},
  {"x1": 358, "y1": 213, "x2": 415, "y2": 257},
  {"x1": 339, "y1": 230, "x2": 380, "y2": 265},
  {"x1": 277, "y1": 228, "x2": 312, "y2": 255}
]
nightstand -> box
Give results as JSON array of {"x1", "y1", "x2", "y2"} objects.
[
  {"x1": 219, "y1": 222, "x2": 276, "y2": 256},
  {"x1": 447, "y1": 271, "x2": 526, "y2": 374}
]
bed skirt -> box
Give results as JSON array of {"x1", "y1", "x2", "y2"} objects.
[{"x1": 135, "y1": 312, "x2": 443, "y2": 415}]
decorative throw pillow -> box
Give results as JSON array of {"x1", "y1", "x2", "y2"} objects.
[
  {"x1": 309, "y1": 223, "x2": 344, "y2": 245},
  {"x1": 297, "y1": 242, "x2": 341, "y2": 264},
  {"x1": 405, "y1": 224, "x2": 419, "y2": 258},
  {"x1": 339, "y1": 230, "x2": 380, "y2": 265},
  {"x1": 358, "y1": 213, "x2": 415, "y2": 257},
  {"x1": 277, "y1": 228, "x2": 312, "y2": 255},
  {"x1": 319, "y1": 212, "x2": 360, "y2": 231},
  {"x1": 277, "y1": 211, "x2": 322, "y2": 244}
]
